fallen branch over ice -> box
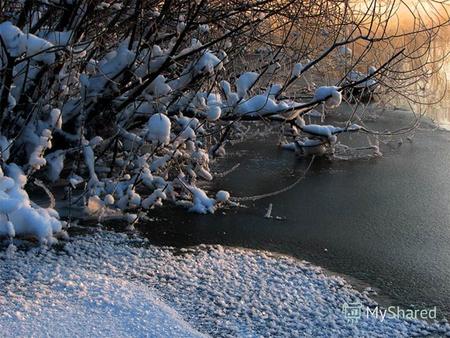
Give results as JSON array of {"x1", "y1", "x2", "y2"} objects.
[{"x1": 231, "y1": 155, "x2": 315, "y2": 202}]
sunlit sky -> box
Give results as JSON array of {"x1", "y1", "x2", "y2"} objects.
[{"x1": 354, "y1": 0, "x2": 450, "y2": 27}]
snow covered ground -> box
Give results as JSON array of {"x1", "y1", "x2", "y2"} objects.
[
  {"x1": 0, "y1": 236, "x2": 204, "y2": 337},
  {"x1": 1, "y1": 229, "x2": 450, "y2": 337}
]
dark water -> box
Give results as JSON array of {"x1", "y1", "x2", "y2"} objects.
[{"x1": 134, "y1": 109, "x2": 450, "y2": 320}]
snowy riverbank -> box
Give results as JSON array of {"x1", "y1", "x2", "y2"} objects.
[{"x1": 1, "y1": 229, "x2": 449, "y2": 337}]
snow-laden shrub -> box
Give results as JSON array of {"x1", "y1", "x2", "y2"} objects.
[{"x1": 0, "y1": 0, "x2": 445, "y2": 242}]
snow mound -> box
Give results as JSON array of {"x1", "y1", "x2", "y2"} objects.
[
  {"x1": 0, "y1": 233, "x2": 204, "y2": 338},
  {"x1": 2, "y1": 230, "x2": 449, "y2": 337}
]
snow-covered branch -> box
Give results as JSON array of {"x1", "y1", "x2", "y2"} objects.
[{"x1": 0, "y1": 0, "x2": 447, "y2": 243}]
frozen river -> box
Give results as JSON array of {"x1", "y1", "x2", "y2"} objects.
[{"x1": 137, "y1": 108, "x2": 450, "y2": 321}]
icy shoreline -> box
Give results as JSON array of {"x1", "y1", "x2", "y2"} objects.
[{"x1": 1, "y1": 230, "x2": 449, "y2": 337}]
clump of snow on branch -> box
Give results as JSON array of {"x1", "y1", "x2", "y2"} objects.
[
  {"x1": 314, "y1": 86, "x2": 342, "y2": 108},
  {"x1": 0, "y1": 22, "x2": 55, "y2": 64},
  {"x1": 0, "y1": 165, "x2": 65, "y2": 244},
  {"x1": 147, "y1": 113, "x2": 172, "y2": 145}
]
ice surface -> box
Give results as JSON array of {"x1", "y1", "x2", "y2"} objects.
[{"x1": 1, "y1": 230, "x2": 449, "y2": 338}]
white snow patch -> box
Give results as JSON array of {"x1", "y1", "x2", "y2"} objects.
[
  {"x1": 147, "y1": 113, "x2": 171, "y2": 145},
  {"x1": 1, "y1": 230, "x2": 448, "y2": 337},
  {"x1": 195, "y1": 51, "x2": 223, "y2": 74},
  {"x1": 291, "y1": 62, "x2": 304, "y2": 78},
  {"x1": 215, "y1": 190, "x2": 230, "y2": 202},
  {"x1": 237, "y1": 95, "x2": 289, "y2": 116},
  {"x1": 188, "y1": 186, "x2": 215, "y2": 214},
  {"x1": 0, "y1": 233, "x2": 204, "y2": 337},
  {"x1": 0, "y1": 22, "x2": 55, "y2": 64},
  {"x1": 314, "y1": 86, "x2": 342, "y2": 108},
  {"x1": 236, "y1": 72, "x2": 259, "y2": 98},
  {"x1": 0, "y1": 164, "x2": 63, "y2": 243}
]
